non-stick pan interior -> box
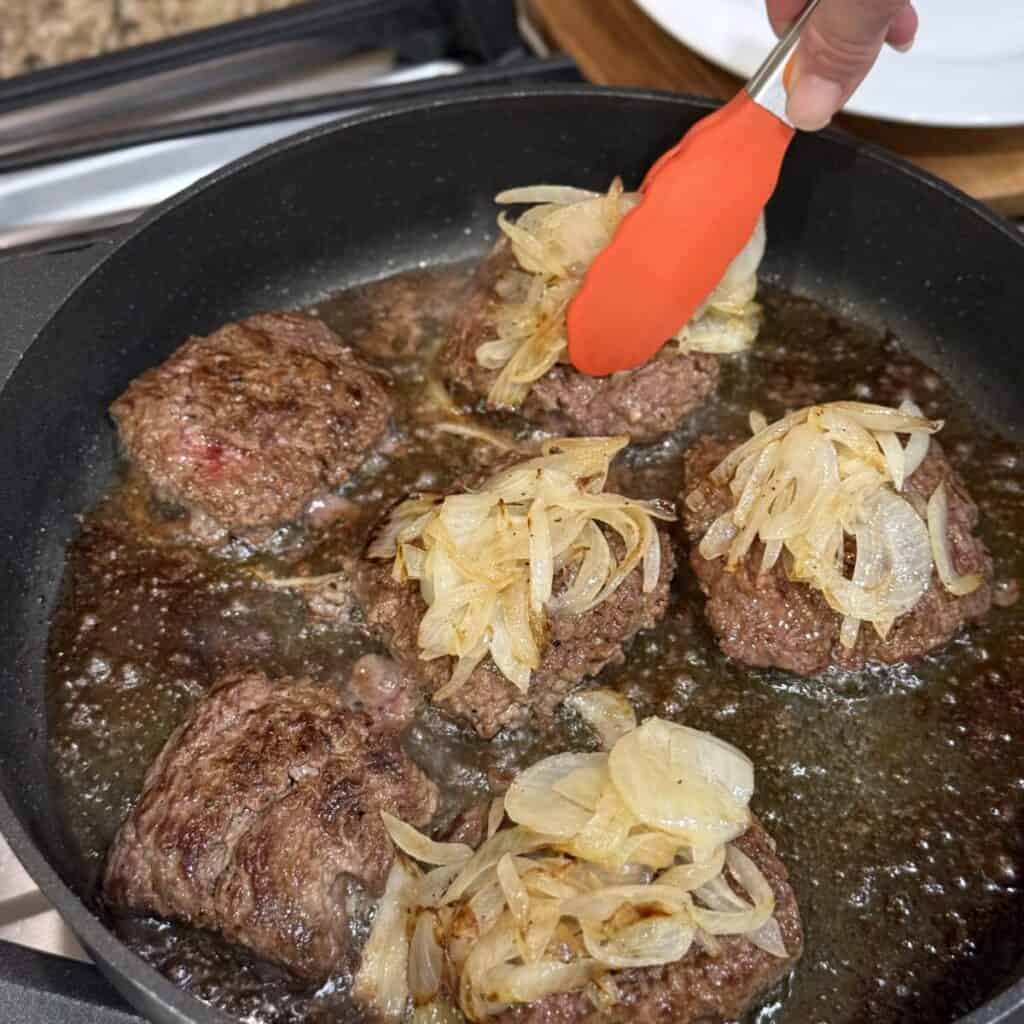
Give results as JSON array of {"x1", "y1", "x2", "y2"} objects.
[{"x1": 1, "y1": 88, "x2": 1023, "y2": 1024}]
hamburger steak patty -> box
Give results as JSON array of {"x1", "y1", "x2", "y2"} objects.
[
  {"x1": 354, "y1": 531, "x2": 675, "y2": 738},
  {"x1": 103, "y1": 670, "x2": 437, "y2": 980},
  {"x1": 437, "y1": 240, "x2": 719, "y2": 442},
  {"x1": 682, "y1": 438, "x2": 993, "y2": 674},
  {"x1": 490, "y1": 820, "x2": 802, "y2": 1024},
  {"x1": 110, "y1": 312, "x2": 393, "y2": 545}
]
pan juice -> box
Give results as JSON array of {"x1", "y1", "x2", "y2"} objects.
[{"x1": 48, "y1": 269, "x2": 1024, "y2": 1023}]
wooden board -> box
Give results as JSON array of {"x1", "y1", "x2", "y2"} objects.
[{"x1": 528, "y1": 0, "x2": 1024, "y2": 216}]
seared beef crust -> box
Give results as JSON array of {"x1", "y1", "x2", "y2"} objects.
[
  {"x1": 111, "y1": 312, "x2": 393, "y2": 544},
  {"x1": 438, "y1": 240, "x2": 719, "y2": 442},
  {"x1": 682, "y1": 439, "x2": 993, "y2": 674},
  {"x1": 103, "y1": 670, "x2": 436, "y2": 979}
]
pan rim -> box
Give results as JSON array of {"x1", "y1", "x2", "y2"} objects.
[
  {"x1": 87, "y1": 82, "x2": 1024, "y2": 261},
  {"x1": 1, "y1": 83, "x2": 1022, "y2": 1024}
]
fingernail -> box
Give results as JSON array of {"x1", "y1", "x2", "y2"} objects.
[
  {"x1": 886, "y1": 5, "x2": 919, "y2": 54},
  {"x1": 787, "y1": 74, "x2": 844, "y2": 131}
]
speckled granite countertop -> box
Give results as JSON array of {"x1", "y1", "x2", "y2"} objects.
[{"x1": 2, "y1": 0, "x2": 304, "y2": 78}]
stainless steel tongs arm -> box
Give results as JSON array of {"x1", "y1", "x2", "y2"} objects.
[{"x1": 746, "y1": 0, "x2": 824, "y2": 126}]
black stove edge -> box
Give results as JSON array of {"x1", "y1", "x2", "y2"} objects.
[
  {"x1": 441, "y1": 0, "x2": 520, "y2": 62},
  {"x1": 0, "y1": 940, "x2": 141, "y2": 1022},
  {"x1": 0, "y1": 0, "x2": 442, "y2": 115},
  {"x1": 0, "y1": 55, "x2": 580, "y2": 175},
  {"x1": 1, "y1": 0, "x2": 527, "y2": 114}
]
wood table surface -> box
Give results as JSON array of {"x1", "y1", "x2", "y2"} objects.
[{"x1": 528, "y1": 0, "x2": 1024, "y2": 216}]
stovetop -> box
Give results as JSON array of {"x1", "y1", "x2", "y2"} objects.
[
  {"x1": 0, "y1": 839, "x2": 87, "y2": 962},
  {"x1": 0, "y1": 1, "x2": 577, "y2": 1019}
]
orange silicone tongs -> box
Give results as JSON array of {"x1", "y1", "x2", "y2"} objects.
[{"x1": 567, "y1": 0, "x2": 823, "y2": 376}]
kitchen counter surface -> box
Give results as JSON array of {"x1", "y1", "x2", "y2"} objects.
[{"x1": 2, "y1": 0, "x2": 303, "y2": 78}]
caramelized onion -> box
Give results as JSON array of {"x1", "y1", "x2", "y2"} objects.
[
  {"x1": 497, "y1": 854, "x2": 530, "y2": 930},
  {"x1": 360, "y1": 715, "x2": 788, "y2": 1021},
  {"x1": 433, "y1": 420, "x2": 526, "y2": 453},
  {"x1": 410, "y1": 911, "x2": 444, "y2": 1004},
  {"x1": 248, "y1": 568, "x2": 348, "y2": 590},
  {"x1": 419, "y1": 863, "x2": 465, "y2": 907},
  {"x1": 383, "y1": 811, "x2": 473, "y2": 867},
  {"x1": 487, "y1": 796, "x2": 506, "y2": 840},
  {"x1": 505, "y1": 753, "x2": 604, "y2": 837},
  {"x1": 927, "y1": 482, "x2": 984, "y2": 597},
  {"x1": 370, "y1": 438, "x2": 673, "y2": 698},
  {"x1": 565, "y1": 785, "x2": 636, "y2": 865},
  {"x1": 482, "y1": 181, "x2": 765, "y2": 408},
  {"x1": 560, "y1": 883, "x2": 693, "y2": 921},
  {"x1": 609, "y1": 718, "x2": 751, "y2": 857},
  {"x1": 551, "y1": 756, "x2": 608, "y2": 810},
  {"x1": 581, "y1": 915, "x2": 695, "y2": 969},
  {"x1": 696, "y1": 401, "x2": 947, "y2": 646},
  {"x1": 658, "y1": 844, "x2": 727, "y2": 892},
  {"x1": 900, "y1": 399, "x2": 931, "y2": 477},
  {"x1": 443, "y1": 828, "x2": 557, "y2": 906},
  {"x1": 749, "y1": 915, "x2": 790, "y2": 958},
  {"x1": 411, "y1": 1000, "x2": 464, "y2": 1024},
  {"x1": 352, "y1": 857, "x2": 415, "y2": 1020},
  {"x1": 692, "y1": 846, "x2": 775, "y2": 936},
  {"x1": 496, "y1": 185, "x2": 601, "y2": 205},
  {"x1": 564, "y1": 689, "x2": 637, "y2": 749},
  {"x1": 481, "y1": 958, "x2": 598, "y2": 1005}
]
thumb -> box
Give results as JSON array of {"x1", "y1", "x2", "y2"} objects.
[{"x1": 786, "y1": 0, "x2": 914, "y2": 130}]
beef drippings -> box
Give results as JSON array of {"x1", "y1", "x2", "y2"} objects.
[{"x1": 47, "y1": 267, "x2": 1024, "y2": 1023}]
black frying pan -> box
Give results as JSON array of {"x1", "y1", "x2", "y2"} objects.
[{"x1": 1, "y1": 87, "x2": 1023, "y2": 1024}]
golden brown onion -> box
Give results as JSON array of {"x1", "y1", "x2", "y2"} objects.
[
  {"x1": 927, "y1": 482, "x2": 983, "y2": 597},
  {"x1": 352, "y1": 855, "x2": 416, "y2": 1021},
  {"x1": 564, "y1": 689, "x2": 638, "y2": 750},
  {"x1": 482, "y1": 181, "x2": 765, "y2": 409},
  {"x1": 369, "y1": 438, "x2": 673, "y2": 699},
  {"x1": 356, "y1": 714, "x2": 788, "y2": 1021},
  {"x1": 383, "y1": 811, "x2": 474, "y2": 867},
  {"x1": 695, "y1": 400, "x2": 952, "y2": 647}
]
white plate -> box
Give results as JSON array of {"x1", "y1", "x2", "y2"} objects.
[{"x1": 633, "y1": 0, "x2": 1024, "y2": 126}]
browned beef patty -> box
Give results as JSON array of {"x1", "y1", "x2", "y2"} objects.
[
  {"x1": 682, "y1": 438, "x2": 993, "y2": 674},
  {"x1": 342, "y1": 268, "x2": 470, "y2": 362},
  {"x1": 103, "y1": 669, "x2": 436, "y2": 980},
  {"x1": 110, "y1": 312, "x2": 393, "y2": 545},
  {"x1": 437, "y1": 241, "x2": 719, "y2": 442},
  {"x1": 354, "y1": 532, "x2": 675, "y2": 738},
  {"x1": 490, "y1": 820, "x2": 802, "y2": 1024}
]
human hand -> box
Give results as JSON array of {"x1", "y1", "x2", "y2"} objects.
[{"x1": 766, "y1": 0, "x2": 919, "y2": 130}]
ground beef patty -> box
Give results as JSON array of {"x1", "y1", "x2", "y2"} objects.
[
  {"x1": 103, "y1": 669, "x2": 436, "y2": 980},
  {"x1": 355, "y1": 531, "x2": 675, "y2": 738},
  {"x1": 489, "y1": 820, "x2": 802, "y2": 1024},
  {"x1": 110, "y1": 312, "x2": 393, "y2": 546},
  {"x1": 437, "y1": 240, "x2": 718, "y2": 442},
  {"x1": 343, "y1": 267, "x2": 469, "y2": 362},
  {"x1": 682, "y1": 438, "x2": 993, "y2": 674}
]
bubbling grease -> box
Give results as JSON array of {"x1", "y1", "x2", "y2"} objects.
[{"x1": 47, "y1": 267, "x2": 1024, "y2": 1023}]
